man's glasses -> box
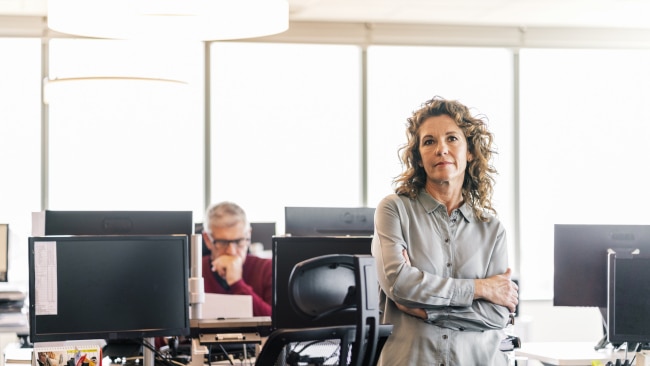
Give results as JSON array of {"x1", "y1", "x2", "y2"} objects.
[{"x1": 211, "y1": 237, "x2": 250, "y2": 249}]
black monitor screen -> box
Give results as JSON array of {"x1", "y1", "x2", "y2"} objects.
[
  {"x1": 41, "y1": 210, "x2": 193, "y2": 237},
  {"x1": 284, "y1": 207, "x2": 375, "y2": 237},
  {"x1": 251, "y1": 222, "x2": 276, "y2": 251},
  {"x1": 272, "y1": 236, "x2": 372, "y2": 330},
  {"x1": 40, "y1": 210, "x2": 194, "y2": 268},
  {"x1": 29, "y1": 235, "x2": 190, "y2": 342},
  {"x1": 607, "y1": 250, "x2": 650, "y2": 344},
  {"x1": 554, "y1": 224, "x2": 650, "y2": 308}
]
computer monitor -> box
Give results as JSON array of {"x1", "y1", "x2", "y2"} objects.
[
  {"x1": 37, "y1": 210, "x2": 194, "y2": 275},
  {"x1": 553, "y1": 224, "x2": 650, "y2": 308},
  {"x1": 250, "y1": 222, "x2": 276, "y2": 251},
  {"x1": 271, "y1": 235, "x2": 373, "y2": 330},
  {"x1": 607, "y1": 249, "x2": 650, "y2": 345},
  {"x1": 38, "y1": 210, "x2": 193, "y2": 237},
  {"x1": 284, "y1": 207, "x2": 375, "y2": 236},
  {"x1": 554, "y1": 224, "x2": 650, "y2": 349},
  {"x1": 28, "y1": 235, "x2": 190, "y2": 343}
]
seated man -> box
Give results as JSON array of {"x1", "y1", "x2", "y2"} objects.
[{"x1": 201, "y1": 201, "x2": 272, "y2": 316}]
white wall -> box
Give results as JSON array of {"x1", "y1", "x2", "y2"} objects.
[{"x1": 517, "y1": 300, "x2": 604, "y2": 344}]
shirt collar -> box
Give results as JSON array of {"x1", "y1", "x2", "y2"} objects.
[{"x1": 417, "y1": 189, "x2": 474, "y2": 223}]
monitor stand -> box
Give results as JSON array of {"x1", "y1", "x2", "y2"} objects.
[
  {"x1": 102, "y1": 337, "x2": 155, "y2": 366},
  {"x1": 594, "y1": 335, "x2": 609, "y2": 351},
  {"x1": 103, "y1": 339, "x2": 142, "y2": 360},
  {"x1": 594, "y1": 307, "x2": 650, "y2": 352},
  {"x1": 143, "y1": 337, "x2": 155, "y2": 366},
  {"x1": 594, "y1": 306, "x2": 619, "y2": 351}
]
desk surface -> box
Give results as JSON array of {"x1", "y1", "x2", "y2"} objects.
[
  {"x1": 515, "y1": 342, "x2": 633, "y2": 366},
  {"x1": 4, "y1": 346, "x2": 256, "y2": 366}
]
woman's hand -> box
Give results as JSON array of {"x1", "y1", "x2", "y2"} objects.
[
  {"x1": 474, "y1": 268, "x2": 519, "y2": 313},
  {"x1": 395, "y1": 301, "x2": 427, "y2": 320},
  {"x1": 400, "y1": 248, "x2": 519, "y2": 316}
]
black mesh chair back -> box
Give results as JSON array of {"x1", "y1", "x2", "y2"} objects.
[{"x1": 256, "y1": 254, "x2": 391, "y2": 366}]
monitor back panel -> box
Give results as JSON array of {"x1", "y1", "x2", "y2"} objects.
[{"x1": 272, "y1": 235, "x2": 373, "y2": 330}]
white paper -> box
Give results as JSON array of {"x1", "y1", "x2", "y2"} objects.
[
  {"x1": 201, "y1": 293, "x2": 253, "y2": 319},
  {"x1": 31, "y1": 211, "x2": 45, "y2": 236},
  {"x1": 34, "y1": 241, "x2": 58, "y2": 315}
]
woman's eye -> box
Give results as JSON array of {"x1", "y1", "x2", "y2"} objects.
[
  {"x1": 422, "y1": 139, "x2": 433, "y2": 145},
  {"x1": 448, "y1": 135, "x2": 458, "y2": 142}
]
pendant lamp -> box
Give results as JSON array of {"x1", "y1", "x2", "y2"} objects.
[
  {"x1": 42, "y1": 76, "x2": 188, "y2": 104},
  {"x1": 47, "y1": 0, "x2": 289, "y2": 41}
]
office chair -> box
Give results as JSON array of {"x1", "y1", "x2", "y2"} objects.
[{"x1": 256, "y1": 254, "x2": 391, "y2": 366}]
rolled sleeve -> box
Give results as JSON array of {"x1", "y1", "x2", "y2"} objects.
[{"x1": 373, "y1": 192, "x2": 510, "y2": 328}]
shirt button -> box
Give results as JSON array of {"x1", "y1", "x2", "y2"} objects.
[
  {"x1": 442, "y1": 335, "x2": 448, "y2": 340},
  {"x1": 445, "y1": 238, "x2": 450, "y2": 244},
  {"x1": 446, "y1": 262, "x2": 451, "y2": 267}
]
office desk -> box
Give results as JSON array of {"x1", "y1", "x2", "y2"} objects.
[
  {"x1": 4, "y1": 345, "x2": 258, "y2": 366},
  {"x1": 515, "y1": 342, "x2": 634, "y2": 366}
]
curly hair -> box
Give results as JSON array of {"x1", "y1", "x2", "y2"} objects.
[{"x1": 394, "y1": 96, "x2": 497, "y2": 222}]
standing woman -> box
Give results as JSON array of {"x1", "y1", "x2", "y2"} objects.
[{"x1": 372, "y1": 96, "x2": 518, "y2": 365}]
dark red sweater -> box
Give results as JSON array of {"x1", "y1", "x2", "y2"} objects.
[{"x1": 202, "y1": 254, "x2": 272, "y2": 316}]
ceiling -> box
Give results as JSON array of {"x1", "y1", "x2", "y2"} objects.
[{"x1": 2, "y1": 0, "x2": 650, "y2": 30}]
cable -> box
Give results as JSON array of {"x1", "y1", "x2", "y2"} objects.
[
  {"x1": 629, "y1": 342, "x2": 640, "y2": 365},
  {"x1": 607, "y1": 342, "x2": 641, "y2": 366},
  {"x1": 140, "y1": 338, "x2": 181, "y2": 366},
  {"x1": 287, "y1": 339, "x2": 342, "y2": 366},
  {"x1": 217, "y1": 344, "x2": 235, "y2": 366}
]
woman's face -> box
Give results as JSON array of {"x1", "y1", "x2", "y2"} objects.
[{"x1": 418, "y1": 115, "x2": 472, "y2": 187}]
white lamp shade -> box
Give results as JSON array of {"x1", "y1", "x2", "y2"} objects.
[
  {"x1": 47, "y1": 0, "x2": 289, "y2": 41},
  {"x1": 42, "y1": 76, "x2": 188, "y2": 104}
]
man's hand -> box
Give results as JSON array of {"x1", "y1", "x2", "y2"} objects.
[
  {"x1": 474, "y1": 268, "x2": 519, "y2": 313},
  {"x1": 211, "y1": 254, "x2": 244, "y2": 285}
]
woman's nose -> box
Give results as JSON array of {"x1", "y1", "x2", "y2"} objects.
[{"x1": 435, "y1": 142, "x2": 448, "y2": 155}]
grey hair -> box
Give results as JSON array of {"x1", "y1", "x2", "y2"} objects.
[{"x1": 203, "y1": 201, "x2": 250, "y2": 234}]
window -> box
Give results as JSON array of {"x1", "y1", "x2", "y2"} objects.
[
  {"x1": 0, "y1": 38, "x2": 41, "y2": 284},
  {"x1": 519, "y1": 48, "x2": 650, "y2": 299},
  {"x1": 209, "y1": 42, "x2": 362, "y2": 232},
  {"x1": 47, "y1": 39, "x2": 204, "y2": 218},
  {"x1": 366, "y1": 45, "x2": 516, "y2": 270},
  {"x1": 6, "y1": 33, "x2": 649, "y2": 303}
]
